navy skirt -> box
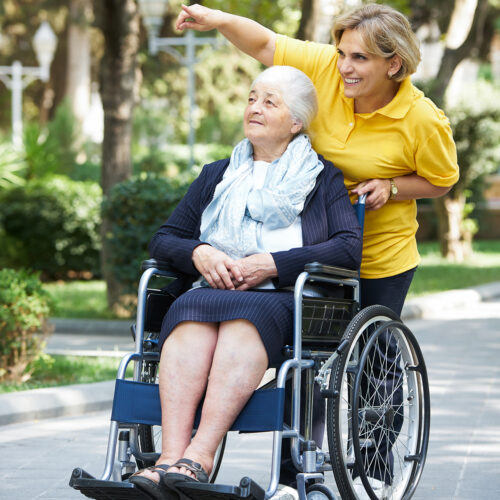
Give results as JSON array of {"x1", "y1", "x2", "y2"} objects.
[{"x1": 159, "y1": 287, "x2": 295, "y2": 366}]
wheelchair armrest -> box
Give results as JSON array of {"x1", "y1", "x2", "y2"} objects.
[
  {"x1": 304, "y1": 262, "x2": 359, "y2": 279},
  {"x1": 141, "y1": 258, "x2": 179, "y2": 276}
]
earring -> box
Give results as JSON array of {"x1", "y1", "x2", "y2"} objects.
[{"x1": 388, "y1": 72, "x2": 393, "y2": 79}]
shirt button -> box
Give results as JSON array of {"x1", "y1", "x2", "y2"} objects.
[{"x1": 349, "y1": 122, "x2": 354, "y2": 126}]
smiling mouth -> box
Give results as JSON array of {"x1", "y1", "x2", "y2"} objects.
[{"x1": 344, "y1": 78, "x2": 361, "y2": 84}]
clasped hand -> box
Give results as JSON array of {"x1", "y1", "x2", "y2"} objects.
[{"x1": 192, "y1": 244, "x2": 277, "y2": 291}]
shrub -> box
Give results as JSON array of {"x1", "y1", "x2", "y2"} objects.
[
  {"x1": 102, "y1": 172, "x2": 189, "y2": 293},
  {"x1": 0, "y1": 268, "x2": 52, "y2": 382},
  {"x1": 0, "y1": 141, "x2": 25, "y2": 189},
  {"x1": 0, "y1": 176, "x2": 102, "y2": 279},
  {"x1": 23, "y1": 100, "x2": 79, "y2": 181}
]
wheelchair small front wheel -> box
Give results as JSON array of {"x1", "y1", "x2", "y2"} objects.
[{"x1": 306, "y1": 483, "x2": 337, "y2": 499}]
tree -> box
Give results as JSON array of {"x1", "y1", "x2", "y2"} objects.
[
  {"x1": 420, "y1": 0, "x2": 500, "y2": 261},
  {"x1": 296, "y1": 0, "x2": 342, "y2": 42},
  {"x1": 65, "y1": 0, "x2": 93, "y2": 128},
  {"x1": 94, "y1": 0, "x2": 140, "y2": 312}
]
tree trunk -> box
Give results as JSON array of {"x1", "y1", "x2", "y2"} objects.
[
  {"x1": 95, "y1": 0, "x2": 140, "y2": 313},
  {"x1": 296, "y1": 0, "x2": 347, "y2": 43},
  {"x1": 66, "y1": 0, "x2": 92, "y2": 127},
  {"x1": 430, "y1": 0, "x2": 490, "y2": 107},
  {"x1": 430, "y1": 0, "x2": 490, "y2": 261},
  {"x1": 434, "y1": 195, "x2": 472, "y2": 262}
]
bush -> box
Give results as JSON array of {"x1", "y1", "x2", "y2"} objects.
[
  {"x1": 0, "y1": 176, "x2": 102, "y2": 279},
  {"x1": 102, "y1": 172, "x2": 189, "y2": 293},
  {"x1": 23, "y1": 100, "x2": 79, "y2": 181},
  {"x1": 0, "y1": 268, "x2": 52, "y2": 382},
  {"x1": 0, "y1": 141, "x2": 25, "y2": 189}
]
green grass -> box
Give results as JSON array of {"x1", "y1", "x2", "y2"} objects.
[
  {"x1": 408, "y1": 240, "x2": 500, "y2": 297},
  {"x1": 0, "y1": 354, "x2": 132, "y2": 393},
  {"x1": 44, "y1": 280, "x2": 118, "y2": 319},
  {"x1": 43, "y1": 241, "x2": 500, "y2": 319}
]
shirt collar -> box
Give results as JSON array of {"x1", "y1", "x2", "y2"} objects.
[{"x1": 341, "y1": 77, "x2": 416, "y2": 120}]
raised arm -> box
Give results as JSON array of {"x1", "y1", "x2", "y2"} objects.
[{"x1": 175, "y1": 4, "x2": 276, "y2": 66}]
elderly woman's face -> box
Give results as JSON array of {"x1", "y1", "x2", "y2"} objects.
[{"x1": 243, "y1": 83, "x2": 301, "y2": 155}]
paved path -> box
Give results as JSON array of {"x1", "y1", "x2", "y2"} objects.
[{"x1": 1, "y1": 300, "x2": 500, "y2": 499}]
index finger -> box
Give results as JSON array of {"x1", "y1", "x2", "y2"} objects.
[{"x1": 175, "y1": 5, "x2": 194, "y2": 29}]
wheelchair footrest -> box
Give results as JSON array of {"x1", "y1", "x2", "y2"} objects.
[
  {"x1": 172, "y1": 476, "x2": 265, "y2": 500},
  {"x1": 69, "y1": 468, "x2": 151, "y2": 500}
]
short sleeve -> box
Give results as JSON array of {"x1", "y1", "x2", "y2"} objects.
[
  {"x1": 414, "y1": 115, "x2": 459, "y2": 187},
  {"x1": 274, "y1": 35, "x2": 338, "y2": 81}
]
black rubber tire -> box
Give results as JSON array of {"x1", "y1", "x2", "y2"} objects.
[
  {"x1": 326, "y1": 305, "x2": 398, "y2": 500},
  {"x1": 351, "y1": 320, "x2": 430, "y2": 500},
  {"x1": 306, "y1": 483, "x2": 337, "y2": 499}
]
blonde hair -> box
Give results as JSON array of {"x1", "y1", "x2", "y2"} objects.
[
  {"x1": 251, "y1": 66, "x2": 318, "y2": 132},
  {"x1": 333, "y1": 3, "x2": 421, "y2": 81}
]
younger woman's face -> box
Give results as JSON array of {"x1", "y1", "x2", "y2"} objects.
[{"x1": 337, "y1": 28, "x2": 401, "y2": 113}]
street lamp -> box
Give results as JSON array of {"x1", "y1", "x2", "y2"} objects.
[
  {"x1": 0, "y1": 21, "x2": 57, "y2": 148},
  {"x1": 138, "y1": 0, "x2": 221, "y2": 168}
]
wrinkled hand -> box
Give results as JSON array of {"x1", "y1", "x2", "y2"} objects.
[
  {"x1": 175, "y1": 4, "x2": 222, "y2": 32},
  {"x1": 233, "y1": 253, "x2": 278, "y2": 291},
  {"x1": 351, "y1": 178, "x2": 392, "y2": 210},
  {"x1": 192, "y1": 244, "x2": 243, "y2": 289}
]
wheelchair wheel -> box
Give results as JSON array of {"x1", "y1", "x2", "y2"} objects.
[
  {"x1": 306, "y1": 483, "x2": 337, "y2": 499},
  {"x1": 326, "y1": 305, "x2": 430, "y2": 500},
  {"x1": 351, "y1": 320, "x2": 430, "y2": 500},
  {"x1": 136, "y1": 358, "x2": 227, "y2": 483}
]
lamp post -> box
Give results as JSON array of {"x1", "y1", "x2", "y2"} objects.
[
  {"x1": 138, "y1": 0, "x2": 220, "y2": 168},
  {"x1": 0, "y1": 21, "x2": 57, "y2": 148}
]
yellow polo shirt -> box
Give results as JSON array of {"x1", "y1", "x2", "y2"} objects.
[{"x1": 274, "y1": 35, "x2": 459, "y2": 279}]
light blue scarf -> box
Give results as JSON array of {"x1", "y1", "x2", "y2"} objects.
[{"x1": 199, "y1": 134, "x2": 324, "y2": 259}]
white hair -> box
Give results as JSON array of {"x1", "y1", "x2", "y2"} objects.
[{"x1": 251, "y1": 66, "x2": 318, "y2": 132}]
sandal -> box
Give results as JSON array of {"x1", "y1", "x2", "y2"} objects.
[
  {"x1": 129, "y1": 463, "x2": 171, "y2": 500},
  {"x1": 163, "y1": 458, "x2": 210, "y2": 484}
]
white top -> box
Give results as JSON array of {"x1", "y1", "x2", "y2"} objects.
[{"x1": 253, "y1": 160, "x2": 303, "y2": 253}]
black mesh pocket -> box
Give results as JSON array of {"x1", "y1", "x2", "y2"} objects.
[{"x1": 301, "y1": 297, "x2": 356, "y2": 348}]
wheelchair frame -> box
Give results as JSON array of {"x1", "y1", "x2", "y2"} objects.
[{"x1": 70, "y1": 196, "x2": 431, "y2": 500}]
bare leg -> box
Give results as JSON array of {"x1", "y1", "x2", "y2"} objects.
[
  {"x1": 169, "y1": 319, "x2": 268, "y2": 478},
  {"x1": 138, "y1": 321, "x2": 218, "y2": 483}
]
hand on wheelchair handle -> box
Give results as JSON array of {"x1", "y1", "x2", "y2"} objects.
[{"x1": 351, "y1": 178, "x2": 391, "y2": 210}]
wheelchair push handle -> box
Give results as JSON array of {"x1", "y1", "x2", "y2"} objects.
[{"x1": 354, "y1": 193, "x2": 367, "y2": 233}]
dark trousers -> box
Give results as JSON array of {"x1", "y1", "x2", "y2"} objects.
[{"x1": 279, "y1": 267, "x2": 416, "y2": 486}]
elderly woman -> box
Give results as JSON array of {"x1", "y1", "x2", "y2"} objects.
[{"x1": 129, "y1": 65, "x2": 362, "y2": 498}]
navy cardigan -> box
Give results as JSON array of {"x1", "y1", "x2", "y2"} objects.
[{"x1": 149, "y1": 156, "x2": 362, "y2": 293}]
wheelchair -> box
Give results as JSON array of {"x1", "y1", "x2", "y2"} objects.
[{"x1": 70, "y1": 197, "x2": 430, "y2": 500}]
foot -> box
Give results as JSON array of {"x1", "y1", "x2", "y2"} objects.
[
  {"x1": 352, "y1": 477, "x2": 390, "y2": 499},
  {"x1": 166, "y1": 457, "x2": 210, "y2": 483},
  {"x1": 129, "y1": 463, "x2": 171, "y2": 500},
  {"x1": 130, "y1": 463, "x2": 170, "y2": 485}
]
